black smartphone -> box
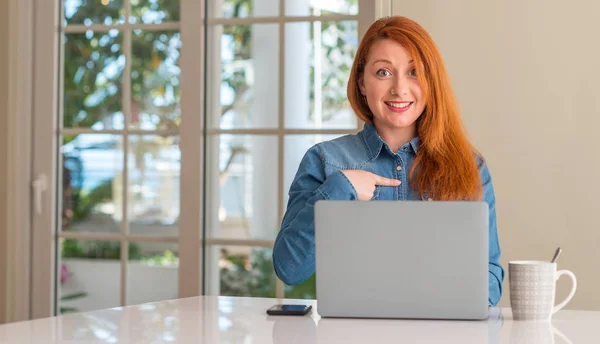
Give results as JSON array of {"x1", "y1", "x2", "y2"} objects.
[{"x1": 266, "y1": 304, "x2": 312, "y2": 316}]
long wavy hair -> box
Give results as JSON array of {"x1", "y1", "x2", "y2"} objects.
[{"x1": 348, "y1": 16, "x2": 482, "y2": 201}]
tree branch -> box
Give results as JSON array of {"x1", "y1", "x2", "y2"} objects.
[
  {"x1": 221, "y1": 83, "x2": 250, "y2": 118},
  {"x1": 219, "y1": 146, "x2": 249, "y2": 185}
]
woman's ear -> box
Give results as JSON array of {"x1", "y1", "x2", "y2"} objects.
[{"x1": 358, "y1": 75, "x2": 366, "y2": 95}]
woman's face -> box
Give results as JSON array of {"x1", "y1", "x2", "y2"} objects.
[{"x1": 359, "y1": 39, "x2": 426, "y2": 132}]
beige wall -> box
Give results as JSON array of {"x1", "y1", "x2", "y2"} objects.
[
  {"x1": 392, "y1": 0, "x2": 600, "y2": 310},
  {"x1": 0, "y1": 0, "x2": 10, "y2": 323}
]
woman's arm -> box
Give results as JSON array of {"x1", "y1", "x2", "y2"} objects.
[
  {"x1": 480, "y1": 160, "x2": 505, "y2": 306},
  {"x1": 273, "y1": 145, "x2": 356, "y2": 285}
]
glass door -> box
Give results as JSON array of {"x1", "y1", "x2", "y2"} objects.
[{"x1": 29, "y1": 0, "x2": 378, "y2": 319}]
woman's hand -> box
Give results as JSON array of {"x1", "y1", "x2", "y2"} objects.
[{"x1": 341, "y1": 170, "x2": 401, "y2": 201}]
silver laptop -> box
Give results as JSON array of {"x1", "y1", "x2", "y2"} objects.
[{"x1": 314, "y1": 200, "x2": 489, "y2": 320}]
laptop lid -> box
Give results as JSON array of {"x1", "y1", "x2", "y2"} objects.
[{"x1": 315, "y1": 200, "x2": 489, "y2": 320}]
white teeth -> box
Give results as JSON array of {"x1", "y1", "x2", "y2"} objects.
[{"x1": 387, "y1": 102, "x2": 411, "y2": 109}]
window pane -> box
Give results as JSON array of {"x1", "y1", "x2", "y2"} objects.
[
  {"x1": 285, "y1": 21, "x2": 358, "y2": 129},
  {"x1": 283, "y1": 135, "x2": 344, "y2": 208},
  {"x1": 208, "y1": 0, "x2": 279, "y2": 18},
  {"x1": 206, "y1": 135, "x2": 278, "y2": 240},
  {"x1": 286, "y1": 0, "x2": 358, "y2": 16},
  {"x1": 64, "y1": 0, "x2": 125, "y2": 26},
  {"x1": 205, "y1": 246, "x2": 275, "y2": 297},
  {"x1": 130, "y1": 0, "x2": 180, "y2": 24},
  {"x1": 131, "y1": 30, "x2": 181, "y2": 130},
  {"x1": 59, "y1": 239, "x2": 121, "y2": 314},
  {"x1": 127, "y1": 242, "x2": 179, "y2": 305},
  {"x1": 128, "y1": 135, "x2": 180, "y2": 236},
  {"x1": 61, "y1": 134, "x2": 123, "y2": 234},
  {"x1": 207, "y1": 24, "x2": 279, "y2": 129},
  {"x1": 64, "y1": 31, "x2": 124, "y2": 130}
]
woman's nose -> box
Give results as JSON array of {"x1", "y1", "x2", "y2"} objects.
[{"x1": 393, "y1": 77, "x2": 409, "y2": 96}]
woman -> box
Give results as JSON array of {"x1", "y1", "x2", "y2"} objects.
[{"x1": 273, "y1": 16, "x2": 504, "y2": 306}]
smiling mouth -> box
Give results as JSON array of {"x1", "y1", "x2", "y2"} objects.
[
  {"x1": 384, "y1": 101, "x2": 412, "y2": 108},
  {"x1": 384, "y1": 101, "x2": 413, "y2": 112}
]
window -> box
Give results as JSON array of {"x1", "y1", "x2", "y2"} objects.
[
  {"x1": 30, "y1": 0, "x2": 376, "y2": 317},
  {"x1": 203, "y1": 0, "x2": 362, "y2": 299}
]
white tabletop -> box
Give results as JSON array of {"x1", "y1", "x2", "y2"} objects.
[{"x1": 0, "y1": 296, "x2": 598, "y2": 343}]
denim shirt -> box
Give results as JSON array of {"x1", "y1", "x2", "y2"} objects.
[{"x1": 273, "y1": 123, "x2": 505, "y2": 306}]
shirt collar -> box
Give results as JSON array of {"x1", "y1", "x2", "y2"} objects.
[{"x1": 361, "y1": 122, "x2": 420, "y2": 159}]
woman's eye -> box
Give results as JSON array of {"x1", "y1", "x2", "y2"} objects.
[
  {"x1": 408, "y1": 68, "x2": 417, "y2": 77},
  {"x1": 376, "y1": 69, "x2": 391, "y2": 77}
]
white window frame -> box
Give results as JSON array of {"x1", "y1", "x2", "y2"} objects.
[
  {"x1": 30, "y1": 0, "x2": 61, "y2": 319},
  {"x1": 21, "y1": 0, "x2": 388, "y2": 320}
]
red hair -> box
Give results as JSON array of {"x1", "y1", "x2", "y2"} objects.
[{"x1": 348, "y1": 16, "x2": 482, "y2": 201}]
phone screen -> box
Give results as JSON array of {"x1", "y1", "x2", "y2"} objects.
[
  {"x1": 276, "y1": 305, "x2": 309, "y2": 311},
  {"x1": 267, "y1": 304, "x2": 312, "y2": 315}
]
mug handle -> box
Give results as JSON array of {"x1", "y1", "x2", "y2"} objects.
[{"x1": 551, "y1": 269, "x2": 577, "y2": 315}]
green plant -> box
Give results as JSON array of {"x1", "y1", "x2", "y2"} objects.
[
  {"x1": 62, "y1": 239, "x2": 143, "y2": 260},
  {"x1": 139, "y1": 250, "x2": 179, "y2": 266},
  {"x1": 62, "y1": 239, "x2": 180, "y2": 267},
  {"x1": 220, "y1": 248, "x2": 276, "y2": 298},
  {"x1": 60, "y1": 292, "x2": 88, "y2": 314},
  {"x1": 284, "y1": 273, "x2": 316, "y2": 300},
  {"x1": 59, "y1": 262, "x2": 88, "y2": 314},
  {"x1": 72, "y1": 178, "x2": 113, "y2": 222},
  {"x1": 218, "y1": 248, "x2": 317, "y2": 299}
]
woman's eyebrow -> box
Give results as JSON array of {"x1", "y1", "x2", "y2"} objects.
[
  {"x1": 372, "y1": 59, "x2": 392, "y2": 65},
  {"x1": 372, "y1": 59, "x2": 414, "y2": 65}
]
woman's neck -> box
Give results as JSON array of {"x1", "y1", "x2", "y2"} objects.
[{"x1": 373, "y1": 120, "x2": 417, "y2": 153}]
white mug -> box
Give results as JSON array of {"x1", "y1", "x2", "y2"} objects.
[{"x1": 509, "y1": 261, "x2": 577, "y2": 321}]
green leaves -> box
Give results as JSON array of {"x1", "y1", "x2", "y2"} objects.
[{"x1": 61, "y1": 292, "x2": 88, "y2": 301}]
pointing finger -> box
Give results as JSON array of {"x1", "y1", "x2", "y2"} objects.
[{"x1": 372, "y1": 174, "x2": 401, "y2": 186}]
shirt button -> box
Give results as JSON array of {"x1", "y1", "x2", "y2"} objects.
[
  {"x1": 403, "y1": 147, "x2": 408, "y2": 151},
  {"x1": 396, "y1": 165, "x2": 402, "y2": 171}
]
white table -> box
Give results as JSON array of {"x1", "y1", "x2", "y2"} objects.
[{"x1": 0, "y1": 296, "x2": 598, "y2": 343}]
